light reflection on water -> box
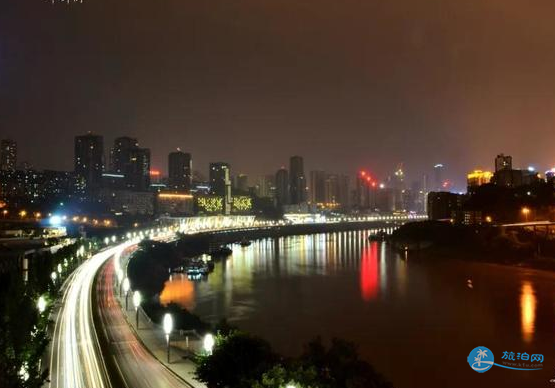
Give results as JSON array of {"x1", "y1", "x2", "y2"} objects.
[
  {"x1": 159, "y1": 230, "x2": 554, "y2": 387},
  {"x1": 520, "y1": 281, "x2": 536, "y2": 343},
  {"x1": 159, "y1": 273, "x2": 196, "y2": 310}
]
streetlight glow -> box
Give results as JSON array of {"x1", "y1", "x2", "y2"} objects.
[
  {"x1": 123, "y1": 277, "x2": 130, "y2": 310},
  {"x1": 133, "y1": 290, "x2": 141, "y2": 309},
  {"x1": 163, "y1": 313, "x2": 173, "y2": 335},
  {"x1": 163, "y1": 313, "x2": 173, "y2": 363},
  {"x1": 133, "y1": 290, "x2": 142, "y2": 328},
  {"x1": 37, "y1": 295, "x2": 47, "y2": 313},
  {"x1": 203, "y1": 333, "x2": 215, "y2": 354}
]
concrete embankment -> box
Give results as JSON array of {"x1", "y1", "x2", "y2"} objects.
[{"x1": 192, "y1": 220, "x2": 408, "y2": 246}]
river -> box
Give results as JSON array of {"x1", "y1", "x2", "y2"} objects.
[{"x1": 160, "y1": 230, "x2": 555, "y2": 387}]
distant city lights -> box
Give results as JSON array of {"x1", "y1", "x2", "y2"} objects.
[{"x1": 49, "y1": 215, "x2": 63, "y2": 226}]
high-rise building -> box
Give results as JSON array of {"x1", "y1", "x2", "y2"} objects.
[
  {"x1": 289, "y1": 156, "x2": 306, "y2": 205},
  {"x1": 209, "y1": 162, "x2": 230, "y2": 196},
  {"x1": 355, "y1": 171, "x2": 374, "y2": 209},
  {"x1": 111, "y1": 136, "x2": 138, "y2": 174},
  {"x1": 495, "y1": 154, "x2": 512, "y2": 172},
  {"x1": 337, "y1": 174, "x2": 350, "y2": 209},
  {"x1": 209, "y1": 162, "x2": 232, "y2": 214},
  {"x1": 127, "y1": 148, "x2": 151, "y2": 191},
  {"x1": 168, "y1": 150, "x2": 192, "y2": 192},
  {"x1": 0, "y1": 139, "x2": 17, "y2": 171},
  {"x1": 433, "y1": 163, "x2": 444, "y2": 191},
  {"x1": 254, "y1": 175, "x2": 274, "y2": 198},
  {"x1": 325, "y1": 174, "x2": 350, "y2": 209},
  {"x1": 275, "y1": 167, "x2": 289, "y2": 206},
  {"x1": 324, "y1": 174, "x2": 337, "y2": 204},
  {"x1": 427, "y1": 192, "x2": 463, "y2": 220},
  {"x1": 236, "y1": 174, "x2": 249, "y2": 193},
  {"x1": 392, "y1": 165, "x2": 405, "y2": 211},
  {"x1": 74, "y1": 133, "x2": 104, "y2": 189},
  {"x1": 309, "y1": 170, "x2": 326, "y2": 204}
]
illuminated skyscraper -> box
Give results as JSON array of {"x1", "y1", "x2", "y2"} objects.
[
  {"x1": 392, "y1": 165, "x2": 405, "y2": 211},
  {"x1": 0, "y1": 139, "x2": 17, "y2": 171},
  {"x1": 168, "y1": 150, "x2": 192, "y2": 192},
  {"x1": 74, "y1": 133, "x2": 104, "y2": 190},
  {"x1": 209, "y1": 162, "x2": 230, "y2": 196},
  {"x1": 467, "y1": 170, "x2": 493, "y2": 190},
  {"x1": 209, "y1": 162, "x2": 231, "y2": 214},
  {"x1": 289, "y1": 155, "x2": 306, "y2": 205}
]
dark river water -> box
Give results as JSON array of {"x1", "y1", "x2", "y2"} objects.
[{"x1": 160, "y1": 230, "x2": 555, "y2": 387}]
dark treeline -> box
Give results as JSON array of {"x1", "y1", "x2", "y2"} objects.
[
  {"x1": 0, "y1": 240, "x2": 98, "y2": 388},
  {"x1": 465, "y1": 181, "x2": 555, "y2": 223},
  {"x1": 392, "y1": 221, "x2": 555, "y2": 266},
  {"x1": 196, "y1": 326, "x2": 394, "y2": 388}
]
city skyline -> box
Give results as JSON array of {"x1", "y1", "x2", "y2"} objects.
[
  {"x1": 3, "y1": 1, "x2": 555, "y2": 188},
  {"x1": 4, "y1": 132, "x2": 555, "y2": 193},
  {"x1": 4, "y1": 2, "x2": 555, "y2": 388}
]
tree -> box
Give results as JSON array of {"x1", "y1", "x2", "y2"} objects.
[
  {"x1": 252, "y1": 365, "x2": 318, "y2": 388},
  {"x1": 299, "y1": 337, "x2": 393, "y2": 388},
  {"x1": 195, "y1": 331, "x2": 277, "y2": 388},
  {"x1": 213, "y1": 318, "x2": 238, "y2": 336}
]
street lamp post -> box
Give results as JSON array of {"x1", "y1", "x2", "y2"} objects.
[
  {"x1": 163, "y1": 313, "x2": 173, "y2": 363},
  {"x1": 133, "y1": 291, "x2": 142, "y2": 329},
  {"x1": 123, "y1": 277, "x2": 130, "y2": 310}
]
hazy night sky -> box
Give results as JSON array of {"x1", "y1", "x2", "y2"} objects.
[{"x1": 1, "y1": 0, "x2": 555, "y2": 189}]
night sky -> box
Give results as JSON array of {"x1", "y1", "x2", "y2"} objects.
[{"x1": 1, "y1": 0, "x2": 554, "y2": 188}]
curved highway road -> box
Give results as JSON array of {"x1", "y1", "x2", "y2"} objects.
[
  {"x1": 48, "y1": 240, "x2": 192, "y2": 388},
  {"x1": 49, "y1": 246, "x2": 129, "y2": 388},
  {"x1": 96, "y1": 253, "x2": 192, "y2": 388}
]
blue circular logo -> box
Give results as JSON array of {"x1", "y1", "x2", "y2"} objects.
[{"x1": 468, "y1": 346, "x2": 494, "y2": 373}]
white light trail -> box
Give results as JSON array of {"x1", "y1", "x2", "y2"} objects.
[{"x1": 50, "y1": 242, "x2": 135, "y2": 388}]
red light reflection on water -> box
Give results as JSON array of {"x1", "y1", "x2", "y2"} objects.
[{"x1": 360, "y1": 242, "x2": 379, "y2": 301}]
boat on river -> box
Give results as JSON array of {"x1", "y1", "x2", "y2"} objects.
[
  {"x1": 368, "y1": 230, "x2": 388, "y2": 241},
  {"x1": 239, "y1": 238, "x2": 252, "y2": 247}
]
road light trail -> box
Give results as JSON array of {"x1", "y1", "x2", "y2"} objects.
[
  {"x1": 96, "y1": 250, "x2": 194, "y2": 388},
  {"x1": 47, "y1": 217, "x2": 420, "y2": 387},
  {"x1": 49, "y1": 244, "x2": 134, "y2": 388}
]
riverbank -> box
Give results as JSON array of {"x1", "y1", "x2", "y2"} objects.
[
  {"x1": 130, "y1": 227, "x2": 555, "y2": 388},
  {"x1": 392, "y1": 220, "x2": 555, "y2": 272}
]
